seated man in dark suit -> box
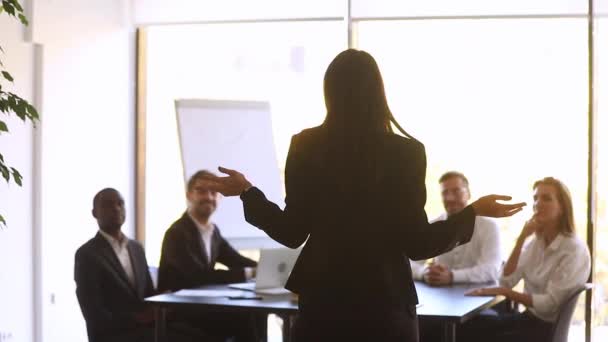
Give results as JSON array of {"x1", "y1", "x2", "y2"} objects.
[
  {"x1": 74, "y1": 188, "x2": 201, "y2": 342},
  {"x1": 158, "y1": 170, "x2": 261, "y2": 342}
]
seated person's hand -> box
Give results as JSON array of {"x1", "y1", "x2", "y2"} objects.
[
  {"x1": 465, "y1": 286, "x2": 507, "y2": 297},
  {"x1": 519, "y1": 214, "x2": 540, "y2": 241},
  {"x1": 423, "y1": 263, "x2": 453, "y2": 286},
  {"x1": 244, "y1": 267, "x2": 257, "y2": 280}
]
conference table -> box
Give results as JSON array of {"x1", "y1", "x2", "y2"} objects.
[{"x1": 145, "y1": 281, "x2": 503, "y2": 342}]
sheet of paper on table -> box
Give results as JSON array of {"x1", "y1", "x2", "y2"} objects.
[{"x1": 173, "y1": 289, "x2": 249, "y2": 297}]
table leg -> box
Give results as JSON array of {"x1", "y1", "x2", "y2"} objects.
[
  {"x1": 443, "y1": 322, "x2": 456, "y2": 342},
  {"x1": 154, "y1": 307, "x2": 167, "y2": 342},
  {"x1": 281, "y1": 314, "x2": 295, "y2": 342}
]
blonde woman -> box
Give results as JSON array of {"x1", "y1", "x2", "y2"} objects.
[{"x1": 465, "y1": 177, "x2": 591, "y2": 341}]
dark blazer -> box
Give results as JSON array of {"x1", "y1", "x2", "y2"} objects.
[
  {"x1": 157, "y1": 213, "x2": 257, "y2": 292},
  {"x1": 240, "y1": 125, "x2": 477, "y2": 312},
  {"x1": 74, "y1": 232, "x2": 155, "y2": 342}
]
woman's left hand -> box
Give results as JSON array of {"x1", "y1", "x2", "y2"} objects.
[
  {"x1": 202, "y1": 166, "x2": 252, "y2": 197},
  {"x1": 471, "y1": 195, "x2": 526, "y2": 218},
  {"x1": 465, "y1": 286, "x2": 508, "y2": 297}
]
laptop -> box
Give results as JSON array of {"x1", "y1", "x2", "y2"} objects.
[{"x1": 230, "y1": 247, "x2": 301, "y2": 295}]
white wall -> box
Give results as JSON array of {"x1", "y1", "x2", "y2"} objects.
[
  {"x1": 30, "y1": 0, "x2": 136, "y2": 341},
  {"x1": 0, "y1": 7, "x2": 36, "y2": 342}
]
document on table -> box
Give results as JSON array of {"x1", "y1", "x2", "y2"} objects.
[{"x1": 174, "y1": 289, "x2": 249, "y2": 297}]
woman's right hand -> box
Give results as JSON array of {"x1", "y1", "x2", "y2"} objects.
[
  {"x1": 518, "y1": 215, "x2": 539, "y2": 242},
  {"x1": 471, "y1": 195, "x2": 526, "y2": 218},
  {"x1": 200, "y1": 166, "x2": 253, "y2": 197}
]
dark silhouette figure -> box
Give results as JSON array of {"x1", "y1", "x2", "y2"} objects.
[{"x1": 205, "y1": 49, "x2": 525, "y2": 342}]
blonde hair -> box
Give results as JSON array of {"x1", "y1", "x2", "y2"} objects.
[{"x1": 533, "y1": 177, "x2": 575, "y2": 235}]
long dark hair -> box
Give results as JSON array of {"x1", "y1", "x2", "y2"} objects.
[
  {"x1": 323, "y1": 49, "x2": 411, "y2": 139},
  {"x1": 322, "y1": 49, "x2": 412, "y2": 191}
]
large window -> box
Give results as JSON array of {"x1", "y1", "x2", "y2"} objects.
[
  {"x1": 351, "y1": 0, "x2": 588, "y2": 17},
  {"x1": 357, "y1": 19, "x2": 590, "y2": 340},
  {"x1": 357, "y1": 18, "x2": 588, "y2": 254},
  {"x1": 593, "y1": 12, "x2": 608, "y2": 341},
  {"x1": 143, "y1": 22, "x2": 345, "y2": 265}
]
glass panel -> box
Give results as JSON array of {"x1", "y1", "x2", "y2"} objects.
[
  {"x1": 144, "y1": 22, "x2": 345, "y2": 265},
  {"x1": 358, "y1": 19, "x2": 588, "y2": 338},
  {"x1": 598, "y1": 1, "x2": 608, "y2": 16},
  {"x1": 352, "y1": 0, "x2": 587, "y2": 18},
  {"x1": 593, "y1": 12, "x2": 608, "y2": 342},
  {"x1": 134, "y1": 0, "x2": 345, "y2": 24}
]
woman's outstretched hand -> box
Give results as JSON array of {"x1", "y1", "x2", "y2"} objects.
[
  {"x1": 202, "y1": 166, "x2": 252, "y2": 197},
  {"x1": 471, "y1": 195, "x2": 526, "y2": 218}
]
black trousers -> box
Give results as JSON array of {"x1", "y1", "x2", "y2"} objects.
[
  {"x1": 294, "y1": 304, "x2": 419, "y2": 342},
  {"x1": 458, "y1": 310, "x2": 554, "y2": 342},
  {"x1": 98, "y1": 323, "x2": 208, "y2": 342},
  {"x1": 173, "y1": 308, "x2": 262, "y2": 342}
]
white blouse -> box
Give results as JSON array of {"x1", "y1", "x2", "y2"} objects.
[{"x1": 500, "y1": 233, "x2": 590, "y2": 322}]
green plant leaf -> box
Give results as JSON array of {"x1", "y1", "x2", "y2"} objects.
[
  {"x1": 6, "y1": 93, "x2": 16, "y2": 106},
  {"x1": 0, "y1": 119, "x2": 8, "y2": 133},
  {"x1": 3, "y1": 3, "x2": 15, "y2": 16},
  {"x1": 17, "y1": 13, "x2": 27, "y2": 25},
  {"x1": 2, "y1": 70, "x2": 14, "y2": 82},
  {"x1": 14, "y1": 98, "x2": 26, "y2": 120},
  {"x1": 27, "y1": 103, "x2": 39, "y2": 120},
  {"x1": 0, "y1": 152, "x2": 4, "y2": 162},
  {"x1": 5, "y1": 94, "x2": 25, "y2": 120},
  {"x1": 1, "y1": 92, "x2": 39, "y2": 123},
  {"x1": 7, "y1": 103, "x2": 22, "y2": 120},
  {"x1": 10, "y1": 167, "x2": 22, "y2": 186},
  {"x1": 0, "y1": 214, "x2": 6, "y2": 228},
  {"x1": 9, "y1": 0, "x2": 24, "y2": 12},
  {"x1": 0, "y1": 163, "x2": 9, "y2": 182}
]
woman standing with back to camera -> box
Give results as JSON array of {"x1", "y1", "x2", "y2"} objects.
[{"x1": 205, "y1": 49, "x2": 526, "y2": 342}]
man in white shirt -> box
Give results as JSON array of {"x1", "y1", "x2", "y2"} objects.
[{"x1": 410, "y1": 171, "x2": 502, "y2": 286}]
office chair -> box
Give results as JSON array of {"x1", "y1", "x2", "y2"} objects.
[{"x1": 549, "y1": 283, "x2": 593, "y2": 342}]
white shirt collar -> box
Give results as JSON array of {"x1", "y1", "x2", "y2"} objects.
[
  {"x1": 187, "y1": 211, "x2": 215, "y2": 233},
  {"x1": 98, "y1": 229, "x2": 128, "y2": 248},
  {"x1": 545, "y1": 233, "x2": 565, "y2": 252}
]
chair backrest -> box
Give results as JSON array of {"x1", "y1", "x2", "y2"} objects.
[
  {"x1": 148, "y1": 266, "x2": 159, "y2": 291},
  {"x1": 550, "y1": 283, "x2": 593, "y2": 342}
]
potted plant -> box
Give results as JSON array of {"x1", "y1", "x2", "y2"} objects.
[{"x1": 0, "y1": 0, "x2": 39, "y2": 228}]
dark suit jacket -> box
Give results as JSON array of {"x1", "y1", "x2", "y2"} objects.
[
  {"x1": 240, "y1": 125, "x2": 477, "y2": 313},
  {"x1": 74, "y1": 232, "x2": 155, "y2": 342},
  {"x1": 157, "y1": 213, "x2": 257, "y2": 292}
]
